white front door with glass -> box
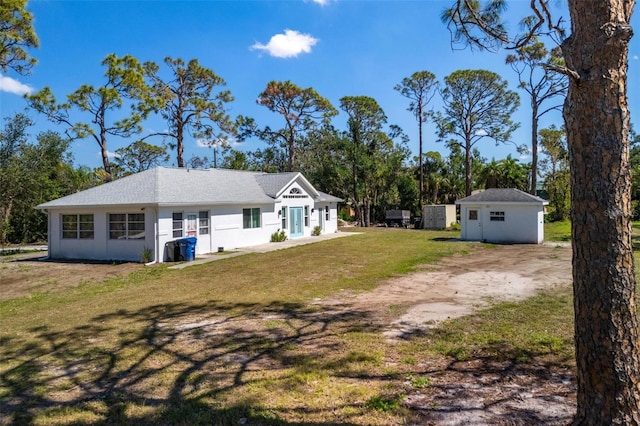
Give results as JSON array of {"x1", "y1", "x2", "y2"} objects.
[{"x1": 186, "y1": 213, "x2": 197, "y2": 237}]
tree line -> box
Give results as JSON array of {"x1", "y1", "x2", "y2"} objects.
[{"x1": 3, "y1": 50, "x2": 572, "y2": 239}]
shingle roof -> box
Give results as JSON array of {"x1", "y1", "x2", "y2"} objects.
[
  {"x1": 456, "y1": 188, "x2": 548, "y2": 204},
  {"x1": 37, "y1": 167, "x2": 300, "y2": 209},
  {"x1": 254, "y1": 172, "x2": 300, "y2": 198},
  {"x1": 316, "y1": 191, "x2": 343, "y2": 203}
]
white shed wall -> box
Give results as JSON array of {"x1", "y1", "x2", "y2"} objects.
[{"x1": 459, "y1": 203, "x2": 545, "y2": 244}]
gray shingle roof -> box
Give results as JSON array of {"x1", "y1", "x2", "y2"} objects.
[
  {"x1": 254, "y1": 172, "x2": 300, "y2": 198},
  {"x1": 456, "y1": 188, "x2": 548, "y2": 204},
  {"x1": 316, "y1": 191, "x2": 343, "y2": 202},
  {"x1": 37, "y1": 167, "x2": 298, "y2": 209}
]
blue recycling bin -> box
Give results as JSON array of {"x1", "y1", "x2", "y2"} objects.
[{"x1": 177, "y1": 237, "x2": 197, "y2": 261}]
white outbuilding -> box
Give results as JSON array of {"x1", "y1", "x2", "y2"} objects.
[{"x1": 456, "y1": 188, "x2": 548, "y2": 244}]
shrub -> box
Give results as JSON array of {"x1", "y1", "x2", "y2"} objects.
[
  {"x1": 312, "y1": 226, "x2": 322, "y2": 236},
  {"x1": 141, "y1": 247, "x2": 153, "y2": 263},
  {"x1": 270, "y1": 229, "x2": 287, "y2": 242}
]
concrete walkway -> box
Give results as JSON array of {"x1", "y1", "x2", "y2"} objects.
[{"x1": 168, "y1": 231, "x2": 358, "y2": 269}]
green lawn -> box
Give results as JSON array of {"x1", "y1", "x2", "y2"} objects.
[
  {"x1": 0, "y1": 227, "x2": 577, "y2": 425},
  {"x1": 545, "y1": 220, "x2": 571, "y2": 242}
]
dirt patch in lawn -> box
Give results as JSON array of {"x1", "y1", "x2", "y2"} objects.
[
  {"x1": 314, "y1": 242, "x2": 576, "y2": 425},
  {"x1": 0, "y1": 251, "x2": 143, "y2": 300},
  {"x1": 315, "y1": 242, "x2": 572, "y2": 337}
]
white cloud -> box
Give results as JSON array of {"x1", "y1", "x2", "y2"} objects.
[
  {"x1": 105, "y1": 150, "x2": 120, "y2": 159},
  {"x1": 633, "y1": 55, "x2": 639, "y2": 60},
  {"x1": 307, "y1": 0, "x2": 331, "y2": 5},
  {"x1": 196, "y1": 136, "x2": 240, "y2": 148},
  {"x1": 0, "y1": 74, "x2": 33, "y2": 95},
  {"x1": 251, "y1": 29, "x2": 318, "y2": 58}
]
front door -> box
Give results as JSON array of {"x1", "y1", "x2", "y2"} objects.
[
  {"x1": 289, "y1": 207, "x2": 303, "y2": 238},
  {"x1": 318, "y1": 209, "x2": 324, "y2": 231},
  {"x1": 465, "y1": 208, "x2": 483, "y2": 240},
  {"x1": 186, "y1": 213, "x2": 198, "y2": 237}
]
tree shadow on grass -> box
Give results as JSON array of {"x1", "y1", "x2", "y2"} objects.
[
  {"x1": 1, "y1": 298, "x2": 578, "y2": 425},
  {"x1": 401, "y1": 326, "x2": 576, "y2": 425},
  {"x1": 0, "y1": 300, "x2": 381, "y2": 425}
]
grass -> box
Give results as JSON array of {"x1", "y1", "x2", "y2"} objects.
[
  {"x1": 545, "y1": 220, "x2": 571, "y2": 242},
  {"x1": 416, "y1": 291, "x2": 575, "y2": 364},
  {"x1": 0, "y1": 227, "x2": 579, "y2": 425}
]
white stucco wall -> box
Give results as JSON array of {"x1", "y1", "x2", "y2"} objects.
[
  {"x1": 458, "y1": 203, "x2": 545, "y2": 244},
  {"x1": 47, "y1": 207, "x2": 154, "y2": 262},
  {"x1": 274, "y1": 182, "x2": 339, "y2": 237},
  {"x1": 314, "y1": 202, "x2": 339, "y2": 234},
  {"x1": 157, "y1": 203, "x2": 279, "y2": 261}
]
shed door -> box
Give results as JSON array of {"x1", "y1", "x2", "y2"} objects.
[{"x1": 465, "y1": 208, "x2": 483, "y2": 240}]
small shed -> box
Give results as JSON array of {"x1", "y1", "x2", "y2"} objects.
[
  {"x1": 455, "y1": 188, "x2": 548, "y2": 244},
  {"x1": 422, "y1": 204, "x2": 456, "y2": 230}
]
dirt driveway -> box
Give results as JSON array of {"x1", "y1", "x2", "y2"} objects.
[
  {"x1": 328, "y1": 241, "x2": 573, "y2": 340},
  {"x1": 315, "y1": 241, "x2": 576, "y2": 425}
]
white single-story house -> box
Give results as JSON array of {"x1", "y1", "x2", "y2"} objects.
[
  {"x1": 37, "y1": 167, "x2": 343, "y2": 263},
  {"x1": 455, "y1": 188, "x2": 548, "y2": 244}
]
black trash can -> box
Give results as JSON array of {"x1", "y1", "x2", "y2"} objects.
[
  {"x1": 165, "y1": 241, "x2": 180, "y2": 262},
  {"x1": 177, "y1": 237, "x2": 197, "y2": 261}
]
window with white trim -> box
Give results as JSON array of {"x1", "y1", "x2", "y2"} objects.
[
  {"x1": 198, "y1": 211, "x2": 209, "y2": 235},
  {"x1": 490, "y1": 211, "x2": 505, "y2": 222},
  {"x1": 62, "y1": 214, "x2": 94, "y2": 239},
  {"x1": 281, "y1": 206, "x2": 287, "y2": 229},
  {"x1": 304, "y1": 205, "x2": 310, "y2": 227},
  {"x1": 172, "y1": 212, "x2": 183, "y2": 238},
  {"x1": 243, "y1": 208, "x2": 261, "y2": 229},
  {"x1": 325, "y1": 206, "x2": 330, "y2": 221},
  {"x1": 109, "y1": 213, "x2": 145, "y2": 240}
]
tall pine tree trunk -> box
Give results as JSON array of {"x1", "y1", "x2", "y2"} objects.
[
  {"x1": 464, "y1": 136, "x2": 472, "y2": 196},
  {"x1": 563, "y1": 0, "x2": 640, "y2": 422},
  {"x1": 99, "y1": 131, "x2": 113, "y2": 182},
  {"x1": 530, "y1": 105, "x2": 538, "y2": 195}
]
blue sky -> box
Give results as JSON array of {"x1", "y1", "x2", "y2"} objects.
[{"x1": 1, "y1": 0, "x2": 639, "y2": 170}]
